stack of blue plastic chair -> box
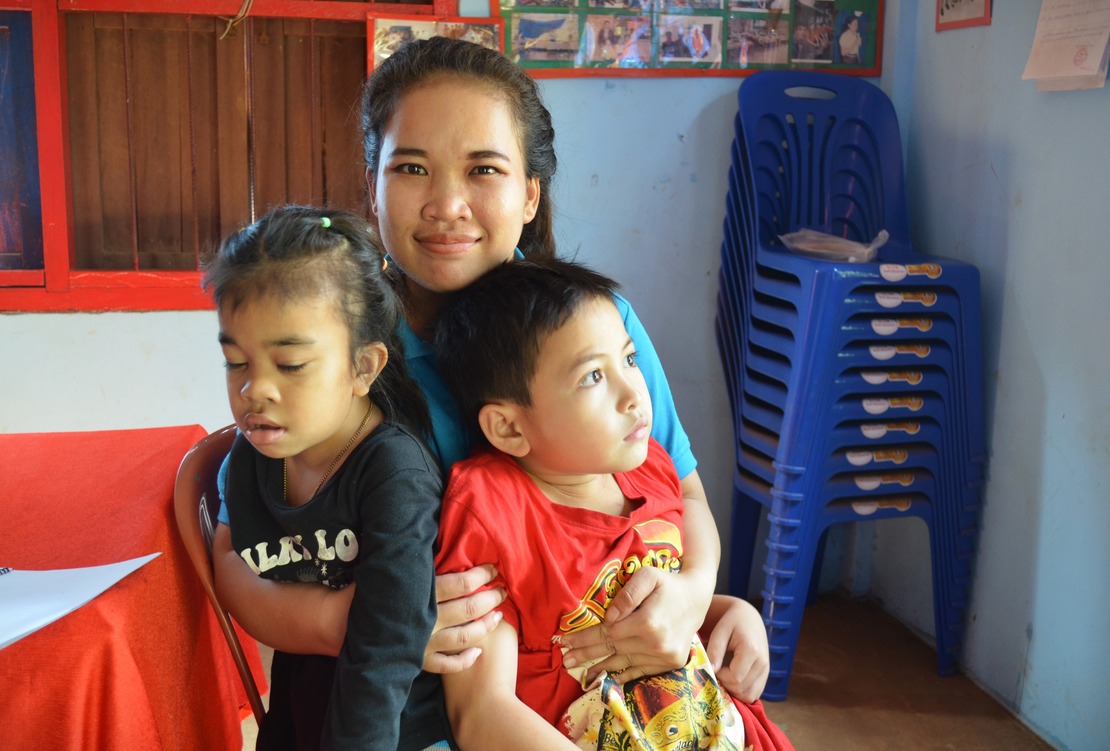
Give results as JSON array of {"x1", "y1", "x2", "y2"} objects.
[{"x1": 716, "y1": 70, "x2": 986, "y2": 701}]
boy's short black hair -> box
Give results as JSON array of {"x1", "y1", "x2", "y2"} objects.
[{"x1": 434, "y1": 258, "x2": 620, "y2": 434}]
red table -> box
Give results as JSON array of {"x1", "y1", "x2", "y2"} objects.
[{"x1": 0, "y1": 425, "x2": 267, "y2": 751}]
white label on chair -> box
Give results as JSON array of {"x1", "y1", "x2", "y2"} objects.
[
  {"x1": 846, "y1": 448, "x2": 909, "y2": 466},
  {"x1": 846, "y1": 450, "x2": 874, "y2": 466},
  {"x1": 861, "y1": 422, "x2": 920, "y2": 439},
  {"x1": 855, "y1": 474, "x2": 883, "y2": 491},
  {"x1": 855, "y1": 472, "x2": 916, "y2": 490},
  {"x1": 880, "y1": 264, "x2": 908, "y2": 282},
  {"x1": 861, "y1": 371, "x2": 889, "y2": 385},
  {"x1": 863, "y1": 398, "x2": 891, "y2": 415},
  {"x1": 852, "y1": 497, "x2": 913, "y2": 516},
  {"x1": 861, "y1": 423, "x2": 889, "y2": 438},
  {"x1": 880, "y1": 263, "x2": 944, "y2": 281},
  {"x1": 869, "y1": 344, "x2": 930, "y2": 360},
  {"x1": 876, "y1": 292, "x2": 905, "y2": 308},
  {"x1": 871, "y1": 319, "x2": 899, "y2": 335}
]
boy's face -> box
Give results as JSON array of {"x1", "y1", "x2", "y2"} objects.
[{"x1": 514, "y1": 296, "x2": 652, "y2": 476}]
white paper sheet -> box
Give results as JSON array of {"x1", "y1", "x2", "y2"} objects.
[
  {"x1": 1035, "y1": 37, "x2": 1110, "y2": 89},
  {"x1": 0, "y1": 553, "x2": 161, "y2": 650},
  {"x1": 1023, "y1": 0, "x2": 1110, "y2": 85}
]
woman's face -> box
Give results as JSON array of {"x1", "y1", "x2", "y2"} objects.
[{"x1": 368, "y1": 76, "x2": 541, "y2": 297}]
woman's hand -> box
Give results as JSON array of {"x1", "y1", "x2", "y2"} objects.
[
  {"x1": 425, "y1": 564, "x2": 506, "y2": 674},
  {"x1": 703, "y1": 595, "x2": 769, "y2": 703},
  {"x1": 558, "y1": 566, "x2": 709, "y2": 684},
  {"x1": 559, "y1": 469, "x2": 719, "y2": 684}
]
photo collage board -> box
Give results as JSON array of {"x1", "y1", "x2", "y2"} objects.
[
  {"x1": 501, "y1": 0, "x2": 882, "y2": 75},
  {"x1": 368, "y1": 0, "x2": 881, "y2": 77}
]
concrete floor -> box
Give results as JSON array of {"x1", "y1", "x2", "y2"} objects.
[
  {"x1": 765, "y1": 596, "x2": 1054, "y2": 750},
  {"x1": 240, "y1": 596, "x2": 1054, "y2": 750}
]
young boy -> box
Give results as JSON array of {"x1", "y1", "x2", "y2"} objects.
[{"x1": 433, "y1": 258, "x2": 792, "y2": 750}]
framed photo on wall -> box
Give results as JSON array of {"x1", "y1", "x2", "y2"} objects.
[{"x1": 936, "y1": 0, "x2": 991, "y2": 32}]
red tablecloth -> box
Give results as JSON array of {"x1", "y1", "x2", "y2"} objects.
[{"x1": 0, "y1": 425, "x2": 267, "y2": 751}]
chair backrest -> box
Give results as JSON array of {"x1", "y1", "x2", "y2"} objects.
[
  {"x1": 735, "y1": 70, "x2": 912, "y2": 249},
  {"x1": 173, "y1": 425, "x2": 265, "y2": 724}
]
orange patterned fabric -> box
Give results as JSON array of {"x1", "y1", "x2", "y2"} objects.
[{"x1": 0, "y1": 425, "x2": 267, "y2": 751}]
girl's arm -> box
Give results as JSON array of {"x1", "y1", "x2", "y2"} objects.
[
  {"x1": 443, "y1": 620, "x2": 578, "y2": 751},
  {"x1": 213, "y1": 523, "x2": 506, "y2": 665},
  {"x1": 212, "y1": 523, "x2": 352, "y2": 655},
  {"x1": 214, "y1": 451, "x2": 505, "y2": 668}
]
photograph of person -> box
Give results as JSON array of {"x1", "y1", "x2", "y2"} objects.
[
  {"x1": 580, "y1": 15, "x2": 652, "y2": 66},
  {"x1": 833, "y1": 10, "x2": 868, "y2": 65},
  {"x1": 790, "y1": 0, "x2": 834, "y2": 63},
  {"x1": 727, "y1": 17, "x2": 789, "y2": 66},
  {"x1": 657, "y1": 15, "x2": 723, "y2": 65}
]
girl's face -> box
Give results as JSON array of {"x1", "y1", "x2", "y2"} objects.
[
  {"x1": 218, "y1": 293, "x2": 376, "y2": 467},
  {"x1": 368, "y1": 76, "x2": 541, "y2": 297},
  {"x1": 512, "y1": 297, "x2": 652, "y2": 478}
]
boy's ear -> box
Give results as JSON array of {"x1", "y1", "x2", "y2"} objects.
[
  {"x1": 355, "y1": 343, "x2": 388, "y2": 397},
  {"x1": 477, "y1": 402, "x2": 530, "y2": 458}
]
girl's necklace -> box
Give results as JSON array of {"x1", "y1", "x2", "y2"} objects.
[{"x1": 283, "y1": 401, "x2": 376, "y2": 502}]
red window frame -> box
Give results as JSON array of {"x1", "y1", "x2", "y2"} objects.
[{"x1": 2, "y1": 0, "x2": 454, "y2": 312}]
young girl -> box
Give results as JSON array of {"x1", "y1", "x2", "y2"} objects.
[
  {"x1": 215, "y1": 36, "x2": 772, "y2": 741},
  {"x1": 205, "y1": 205, "x2": 451, "y2": 750}
]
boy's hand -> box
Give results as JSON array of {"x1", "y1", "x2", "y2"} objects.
[
  {"x1": 425, "y1": 564, "x2": 506, "y2": 674},
  {"x1": 559, "y1": 566, "x2": 701, "y2": 684},
  {"x1": 704, "y1": 596, "x2": 769, "y2": 703}
]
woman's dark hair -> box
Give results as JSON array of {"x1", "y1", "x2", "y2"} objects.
[
  {"x1": 361, "y1": 37, "x2": 557, "y2": 260},
  {"x1": 202, "y1": 205, "x2": 429, "y2": 431},
  {"x1": 433, "y1": 257, "x2": 619, "y2": 433}
]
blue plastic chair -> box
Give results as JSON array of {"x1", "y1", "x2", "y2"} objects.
[{"x1": 716, "y1": 71, "x2": 986, "y2": 700}]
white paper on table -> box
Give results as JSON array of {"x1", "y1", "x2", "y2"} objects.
[
  {"x1": 1022, "y1": 0, "x2": 1110, "y2": 81},
  {"x1": 0, "y1": 552, "x2": 161, "y2": 650}
]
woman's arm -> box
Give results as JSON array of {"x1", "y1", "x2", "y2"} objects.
[
  {"x1": 425, "y1": 566, "x2": 506, "y2": 672},
  {"x1": 443, "y1": 621, "x2": 578, "y2": 751}
]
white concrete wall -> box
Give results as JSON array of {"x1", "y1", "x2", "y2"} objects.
[{"x1": 869, "y1": 2, "x2": 1110, "y2": 749}]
